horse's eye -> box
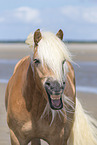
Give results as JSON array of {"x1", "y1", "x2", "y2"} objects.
[{"x1": 33, "y1": 59, "x2": 40, "y2": 66}]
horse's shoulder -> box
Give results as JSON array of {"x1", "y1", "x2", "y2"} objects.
[
  {"x1": 8, "y1": 55, "x2": 31, "y2": 88},
  {"x1": 13, "y1": 56, "x2": 31, "y2": 74},
  {"x1": 5, "y1": 56, "x2": 31, "y2": 109}
]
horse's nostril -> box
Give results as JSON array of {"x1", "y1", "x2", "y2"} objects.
[{"x1": 45, "y1": 82, "x2": 50, "y2": 86}]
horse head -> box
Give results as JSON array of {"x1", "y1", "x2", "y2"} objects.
[{"x1": 26, "y1": 29, "x2": 72, "y2": 111}]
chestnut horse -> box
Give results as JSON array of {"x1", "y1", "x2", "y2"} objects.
[{"x1": 5, "y1": 29, "x2": 97, "y2": 145}]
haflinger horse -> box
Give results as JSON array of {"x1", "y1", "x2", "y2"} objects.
[{"x1": 5, "y1": 29, "x2": 97, "y2": 145}]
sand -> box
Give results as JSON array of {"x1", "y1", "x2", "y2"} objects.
[
  {"x1": 0, "y1": 43, "x2": 97, "y2": 61},
  {"x1": 0, "y1": 43, "x2": 97, "y2": 145},
  {"x1": 0, "y1": 83, "x2": 10, "y2": 144}
]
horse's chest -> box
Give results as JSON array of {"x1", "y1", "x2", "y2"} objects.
[
  {"x1": 21, "y1": 119, "x2": 64, "y2": 141},
  {"x1": 22, "y1": 121, "x2": 33, "y2": 133}
]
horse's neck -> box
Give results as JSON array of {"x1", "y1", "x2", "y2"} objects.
[{"x1": 23, "y1": 63, "x2": 47, "y2": 119}]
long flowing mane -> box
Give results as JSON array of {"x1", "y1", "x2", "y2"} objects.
[{"x1": 26, "y1": 31, "x2": 72, "y2": 81}]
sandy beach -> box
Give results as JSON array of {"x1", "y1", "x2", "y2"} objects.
[
  {"x1": 0, "y1": 43, "x2": 97, "y2": 61},
  {"x1": 0, "y1": 43, "x2": 97, "y2": 145}
]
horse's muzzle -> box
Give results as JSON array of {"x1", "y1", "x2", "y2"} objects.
[{"x1": 45, "y1": 78, "x2": 65, "y2": 110}]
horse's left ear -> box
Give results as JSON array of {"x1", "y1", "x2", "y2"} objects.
[
  {"x1": 56, "y1": 29, "x2": 63, "y2": 40},
  {"x1": 34, "y1": 29, "x2": 42, "y2": 46}
]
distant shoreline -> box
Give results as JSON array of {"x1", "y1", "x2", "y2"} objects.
[
  {"x1": 0, "y1": 40, "x2": 97, "y2": 44},
  {"x1": 0, "y1": 40, "x2": 25, "y2": 43}
]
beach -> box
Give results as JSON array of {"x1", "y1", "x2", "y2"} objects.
[{"x1": 0, "y1": 43, "x2": 97, "y2": 145}]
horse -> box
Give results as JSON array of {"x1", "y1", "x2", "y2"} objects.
[{"x1": 5, "y1": 29, "x2": 97, "y2": 145}]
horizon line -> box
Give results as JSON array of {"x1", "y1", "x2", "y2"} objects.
[{"x1": 0, "y1": 40, "x2": 97, "y2": 43}]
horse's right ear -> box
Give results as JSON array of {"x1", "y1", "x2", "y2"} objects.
[
  {"x1": 56, "y1": 29, "x2": 63, "y2": 40},
  {"x1": 34, "y1": 29, "x2": 42, "y2": 46}
]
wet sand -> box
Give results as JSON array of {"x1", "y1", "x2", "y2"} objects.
[{"x1": 0, "y1": 43, "x2": 97, "y2": 144}]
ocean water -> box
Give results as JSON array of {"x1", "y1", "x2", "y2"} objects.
[{"x1": 0, "y1": 59, "x2": 97, "y2": 94}]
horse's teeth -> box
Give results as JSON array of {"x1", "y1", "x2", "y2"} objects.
[{"x1": 51, "y1": 97, "x2": 60, "y2": 100}]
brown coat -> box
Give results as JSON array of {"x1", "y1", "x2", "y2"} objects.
[{"x1": 5, "y1": 55, "x2": 76, "y2": 145}]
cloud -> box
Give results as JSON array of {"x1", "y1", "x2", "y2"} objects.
[
  {"x1": 61, "y1": 5, "x2": 97, "y2": 24},
  {"x1": 0, "y1": 17, "x2": 5, "y2": 23},
  {"x1": 14, "y1": 7, "x2": 41, "y2": 23},
  {"x1": 61, "y1": 6, "x2": 80, "y2": 18},
  {"x1": 1, "y1": 3, "x2": 97, "y2": 40},
  {"x1": 0, "y1": 7, "x2": 41, "y2": 24},
  {"x1": 83, "y1": 7, "x2": 97, "y2": 23}
]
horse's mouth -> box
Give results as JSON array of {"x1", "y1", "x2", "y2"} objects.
[{"x1": 45, "y1": 89, "x2": 63, "y2": 110}]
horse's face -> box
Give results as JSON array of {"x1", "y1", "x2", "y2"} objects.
[
  {"x1": 33, "y1": 49, "x2": 65, "y2": 110},
  {"x1": 32, "y1": 29, "x2": 69, "y2": 110}
]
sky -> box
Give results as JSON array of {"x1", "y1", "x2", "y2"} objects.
[{"x1": 0, "y1": 0, "x2": 97, "y2": 41}]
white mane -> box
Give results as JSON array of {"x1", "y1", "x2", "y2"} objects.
[{"x1": 26, "y1": 31, "x2": 72, "y2": 82}]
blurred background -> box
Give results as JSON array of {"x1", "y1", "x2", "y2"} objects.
[{"x1": 0, "y1": 0, "x2": 97, "y2": 144}]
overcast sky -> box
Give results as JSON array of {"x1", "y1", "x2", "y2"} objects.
[{"x1": 0, "y1": 0, "x2": 97, "y2": 40}]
